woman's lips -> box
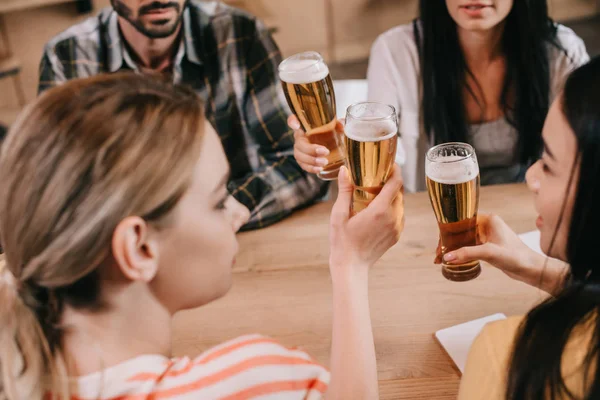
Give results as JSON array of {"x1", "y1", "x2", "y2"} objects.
[{"x1": 460, "y1": 4, "x2": 491, "y2": 17}]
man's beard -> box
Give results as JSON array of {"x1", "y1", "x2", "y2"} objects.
[{"x1": 112, "y1": 0, "x2": 189, "y2": 39}]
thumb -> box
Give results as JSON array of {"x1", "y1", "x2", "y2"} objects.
[
  {"x1": 369, "y1": 164, "x2": 403, "y2": 209},
  {"x1": 331, "y1": 166, "x2": 354, "y2": 224},
  {"x1": 444, "y1": 243, "x2": 499, "y2": 266}
]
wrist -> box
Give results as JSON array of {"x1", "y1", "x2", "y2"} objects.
[
  {"x1": 541, "y1": 260, "x2": 569, "y2": 296},
  {"x1": 521, "y1": 251, "x2": 546, "y2": 289},
  {"x1": 522, "y1": 252, "x2": 567, "y2": 295},
  {"x1": 330, "y1": 262, "x2": 370, "y2": 290}
]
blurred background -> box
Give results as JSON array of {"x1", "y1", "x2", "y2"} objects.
[{"x1": 0, "y1": 0, "x2": 598, "y2": 126}]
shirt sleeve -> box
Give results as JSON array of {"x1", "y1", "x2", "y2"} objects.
[
  {"x1": 367, "y1": 27, "x2": 423, "y2": 192},
  {"x1": 231, "y1": 19, "x2": 329, "y2": 231},
  {"x1": 549, "y1": 25, "x2": 591, "y2": 102}
]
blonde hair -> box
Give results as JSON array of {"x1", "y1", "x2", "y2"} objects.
[{"x1": 0, "y1": 73, "x2": 205, "y2": 399}]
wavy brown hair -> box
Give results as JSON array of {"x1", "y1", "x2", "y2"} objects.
[{"x1": 0, "y1": 73, "x2": 205, "y2": 399}]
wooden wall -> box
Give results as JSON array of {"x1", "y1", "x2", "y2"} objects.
[{"x1": 0, "y1": 0, "x2": 597, "y2": 123}]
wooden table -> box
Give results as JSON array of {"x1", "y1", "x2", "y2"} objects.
[{"x1": 173, "y1": 183, "x2": 547, "y2": 399}]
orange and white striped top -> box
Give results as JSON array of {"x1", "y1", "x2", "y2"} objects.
[{"x1": 72, "y1": 335, "x2": 330, "y2": 400}]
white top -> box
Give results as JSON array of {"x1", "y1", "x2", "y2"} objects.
[{"x1": 367, "y1": 22, "x2": 590, "y2": 192}]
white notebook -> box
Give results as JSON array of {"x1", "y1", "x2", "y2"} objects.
[
  {"x1": 435, "y1": 313, "x2": 507, "y2": 374},
  {"x1": 518, "y1": 230, "x2": 544, "y2": 255}
]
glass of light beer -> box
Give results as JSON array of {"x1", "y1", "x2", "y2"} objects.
[
  {"x1": 344, "y1": 102, "x2": 398, "y2": 215},
  {"x1": 279, "y1": 51, "x2": 344, "y2": 180},
  {"x1": 426, "y1": 143, "x2": 481, "y2": 282}
]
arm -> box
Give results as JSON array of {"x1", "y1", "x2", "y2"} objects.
[
  {"x1": 231, "y1": 19, "x2": 328, "y2": 231},
  {"x1": 328, "y1": 267, "x2": 378, "y2": 400},
  {"x1": 367, "y1": 31, "x2": 422, "y2": 192},
  {"x1": 512, "y1": 251, "x2": 569, "y2": 297},
  {"x1": 38, "y1": 47, "x2": 67, "y2": 95},
  {"x1": 366, "y1": 35, "x2": 400, "y2": 114},
  {"x1": 326, "y1": 165, "x2": 404, "y2": 399}
]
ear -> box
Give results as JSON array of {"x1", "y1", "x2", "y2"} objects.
[{"x1": 111, "y1": 216, "x2": 160, "y2": 283}]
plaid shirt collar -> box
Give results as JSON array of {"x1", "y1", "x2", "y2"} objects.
[{"x1": 105, "y1": 8, "x2": 203, "y2": 78}]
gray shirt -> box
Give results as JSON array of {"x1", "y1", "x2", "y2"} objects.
[{"x1": 468, "y1": 118, "x2": 522, "y2": 186}]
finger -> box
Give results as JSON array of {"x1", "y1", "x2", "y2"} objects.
[
  {"x1": 369, "y1": 164, "x2": 403, "y2": 210},
  {"x1": 295, "y1": 134, "x2": 330, "y2": 157},
  {"x1": 444, "y1": 243, "x2": 498, "y2": 266},
  {"x1": 288, "y1": 115, "x2": 301, "y2": 130},
  {"x1": 298, "y1": 161, "x2": 324, "y2": 174},
  {"x1": 294, "y1": 147, "x2": 329, "y2": 168},
  {"x1": 331, "y1": 166, "x2": 353, "y2": 225}
]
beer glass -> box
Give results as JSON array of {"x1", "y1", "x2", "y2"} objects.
[
  {"x1": 344, "y1": 102, "x2": 398, "y2": 215},
  {"x1": 426, "y1": 143, "x2": 481, "y2": 282},
  {"x1": 279, "y1": 51, "x2": 344, "y2": 180}
]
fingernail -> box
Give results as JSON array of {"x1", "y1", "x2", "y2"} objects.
[
  {"x1": 316, "y1": 147, "x2": 330, "y2": 156},
  {"x1": 314, "y1": 167, "x2": 324, "y2": 173},
  {"x1": 289, "y1": 119, "x2": 301, "y2": 130},
  {"x1": 316, "y1": 157, "x2": 329, "y2": 166},
  {"x1": 444, "y1": 253, "x2": 456, "y2": 262}
]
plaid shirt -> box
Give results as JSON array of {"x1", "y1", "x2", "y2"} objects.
[{"x1": 38, "y1": 1, "x2": 328, "y2": 230}]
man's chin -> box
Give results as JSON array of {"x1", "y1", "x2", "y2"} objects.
[{"x1": 136, "y1": 21, "x2": 181, "y2": 39}]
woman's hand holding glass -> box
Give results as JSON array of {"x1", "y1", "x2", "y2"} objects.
[{"x1": 436, "y1": 214, "x2": 569, "y2": 296}]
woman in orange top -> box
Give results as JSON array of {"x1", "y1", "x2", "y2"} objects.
[
  {"x1": 0, "y1": 73, "x2": 404, "y2": 399},
  {"x1": 441, "y1": 56, "x2": 600, "y2": 399}
]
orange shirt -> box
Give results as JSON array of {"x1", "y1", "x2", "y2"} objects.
[{"x1": 71, "y1": 334, "x2": 329, "y2": 400}]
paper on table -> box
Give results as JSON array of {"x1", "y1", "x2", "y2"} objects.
[
  {"x1": 518, "y1": 230, "x2": 544, "y2": 255},
  {"x1": 435, "y1": 313, "x2": 507, "y2": 374}
]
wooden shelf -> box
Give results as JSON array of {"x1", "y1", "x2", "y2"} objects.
[
  {"x1": 0, "y1": 54, "x2": 20, "y2": 78},
  {"x1": 0, "y1": 0, "x2": 75, "y2": 14}
]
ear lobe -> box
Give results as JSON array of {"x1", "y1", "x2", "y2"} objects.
[{"x1": 112, "y1": 216, "x2": 160, "y2": 283}]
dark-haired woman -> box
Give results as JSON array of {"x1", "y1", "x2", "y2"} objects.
[
  {"x1": 439, "y1": 56, "x2": 600, "y2": 398},
  {"x1": 293, "y1": 0, "x2": 589, "y2": 193},
  {"x1": 368, "y1": 0, "x2": 589, "y2": 192}
]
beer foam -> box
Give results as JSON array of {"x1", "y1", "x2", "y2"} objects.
[
  {"x1": 344, "y1": 120, "x2": 398, "y2": 142},
  {"x1": 426, "y1": 155, "x2": 479, "y2": 185},
  {"x1": 279, "y1": 58, "x2": 329, "y2": 84}
]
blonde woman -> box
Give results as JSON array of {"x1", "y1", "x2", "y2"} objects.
[{"x1": 0, "y1": 74, "x2": 403, "y2": 399}]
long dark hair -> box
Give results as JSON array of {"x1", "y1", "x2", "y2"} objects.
[
  {"x1": 507, "y1": 56, "x2": 600, "y2": 399},
  {"x1": 417, "y1": 0, "x2": 560, "y2": 166}
]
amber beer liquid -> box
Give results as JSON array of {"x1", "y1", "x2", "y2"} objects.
[
  {"x1": 279, "y1": 52, "x2": 344, "y2": 180},
  {"x1": 344, "y1": 110, "x2": 398, "y2": 215},
  {"x1": 426, "y1": 144, "x2": 481, "y2": 282}
]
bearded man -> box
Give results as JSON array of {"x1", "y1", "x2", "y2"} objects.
[{"x1": 38, "y1": 0, "x2": 328, "y2": 231}]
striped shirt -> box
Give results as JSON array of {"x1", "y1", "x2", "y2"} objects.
[
  {"x1": 38, "y1": 1, "x2": 328, "y2": 231},
  {"x1": 72, "y1": 335, "x2": 330, "y2": 399}
]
